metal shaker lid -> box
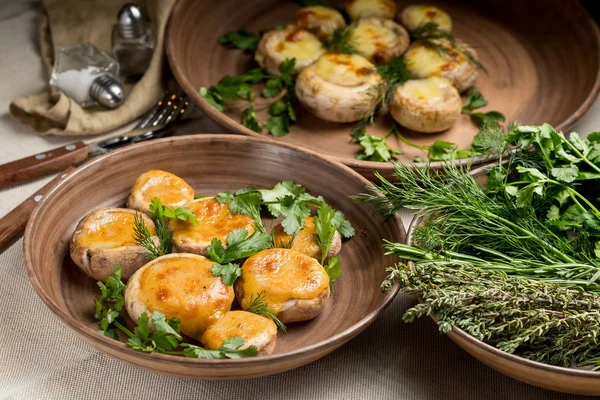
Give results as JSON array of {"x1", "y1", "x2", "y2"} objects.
[
  {"x1": 90, "y1": 75, "x2": 125, "y2": 109},
  {"x1": 117, "y1": 3, "x2": 146, "y2": 39}
]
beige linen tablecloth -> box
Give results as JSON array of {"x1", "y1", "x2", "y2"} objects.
[{"x1": 2, "y1": 2, "x2": 600, "y2": 399}]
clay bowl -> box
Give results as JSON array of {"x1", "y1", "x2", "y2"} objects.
[
  {"x1": 23, "y1": 134, "x2": 403, "y2": 380},
  {"x1": 404, "y1": 165, "x2": 600, "y2": 396},
  {"x1": 166, "y1": 0, "x2": 600, "y2": 179}
]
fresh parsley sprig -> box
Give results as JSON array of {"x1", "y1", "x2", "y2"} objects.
[
  {"x1": 216, "y1": 187, "x2": 265, "y2": 232},
  {"x1": 247, "y1": 291, "x2": 287, "y2": 332},
  {"x1": 462, "y1": 87, "x2": 506, "y2": 128},
  {"x1": 313, "y1": 203, "x2": 353, "y2": 290},
  {"x1": 207, "y1": 228, "x2": 271, "y2": 286},
  {"x1": 94, "y1": 266, "x2": 129, "y2": 339},
  {"x1": 218, "y1": 29, "x2": 261, "y2": 51},
  {"x1": 264, "y1": 59, "x2": 298, "y2": 137},
  {"x1": 352, "y1": 126, "x2": 401, "y2": 162}
]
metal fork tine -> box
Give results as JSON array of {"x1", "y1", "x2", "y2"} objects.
[
  {"x1": 135, "y1": 93, "x2": 173, "y2": 130},
  {"x1": 150, "y1": 93, "x2": 179, "y2": 128},
  {"x1": 163, "y1": 96, "x2": 189, "y2": 126}
]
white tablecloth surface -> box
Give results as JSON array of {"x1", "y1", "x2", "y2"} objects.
[{"x1": 2, "y1": 2, "x2": 600, "y2": 399}]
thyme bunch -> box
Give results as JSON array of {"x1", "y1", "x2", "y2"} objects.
[{"x1": 385, "y1": 262, "x2": 600, "y2": 368}]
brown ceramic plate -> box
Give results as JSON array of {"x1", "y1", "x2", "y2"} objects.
[
  {"x1": 405, "y1": 165, "x2": 600, "y2": 396},
  {"x1": 23, "y1": 134, "x2": 403, "y2": 380},
  {"x1": 166, "y1": 0, "x2": 600, "y2": 179}
]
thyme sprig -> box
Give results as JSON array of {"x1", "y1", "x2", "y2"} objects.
[{"x1": 386, "y1": 262, "x2": 600, "y2": 369}]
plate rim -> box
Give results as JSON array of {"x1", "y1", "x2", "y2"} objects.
[
  {"x1": 22, "y1": 133, "x2": 402, "y2": 369},
  {"x1": 165, "y1": 0, "x2": 600, "y2": 177}
]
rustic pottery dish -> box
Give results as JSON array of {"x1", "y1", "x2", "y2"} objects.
[
  {"x1": 23, "y1": 134, "x2": 403, "y2": 380},
  {"x1": 166, "y1": 0, "x2": 600, "y2": 179},
  {"x1": 405, "y1": 165, "x2": 600, "y2": 396}
]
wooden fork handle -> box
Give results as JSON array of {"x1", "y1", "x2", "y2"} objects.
[
  {"x1": 0, "y1": 166, "x2": 76, "y2": 253},
  {"x1": 0, "y1": 141, "x2": 90, "y2": 189}
]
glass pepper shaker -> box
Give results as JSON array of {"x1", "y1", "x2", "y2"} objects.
[
  {"x1": 50, "y1": 43, "x2": 124, "y2": 109},
  {"x1": 112, "y1": 4, "x2": 155, "y2": 82}
]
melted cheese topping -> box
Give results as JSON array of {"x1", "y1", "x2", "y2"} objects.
[
  {"x1": 344, "y1": 0, "x2": 397, "y2": 20},
  {"x1": 131, "y1": 170, "x2": 194, "y2": 208},
  {"x1": 350, "y1": 20, "x2": 399, "y2": 62},
  {"x1": 138, "y1": 255, "x2": 234, "y2": 339},
  {"x1": 201, "y1": 310, "x2": 277, "y2": 350},
  {"x1": 315, "y1": 53, "x2": 377, "y2": 87},
  {"x1": 274, "y1": 29, "x2": 326, "y2": 62},
  {"x1": 76, "y1": 209, "x2": 154, "y2": 249},
  {"x1": 400, "y1": 77, "x2": 447, "y2": 105},
  {"x1": 293, "y1": 6, "x2": 345, "y2": 39},
  {"x1": 239, "y1": 248, "x2": 329, "y2": 314},
  {"x1": 272, "y1": 217, "x2": 321, "y2": 259},
  {"x1": 170, "y1": 197, "x2": 255, "y2": 245},
  {"x1": 402, "y1": 5, "x2": 452, "y2": 32},
  {"x1": 404, "y1": 42, "x2": 460, "y2": 78}
]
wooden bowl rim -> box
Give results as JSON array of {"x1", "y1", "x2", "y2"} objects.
[
  {"x1": 22, "y1": 133, "x2": 402, "y2": 367},
  {"x1": 405, "y1": 213, "x2": 600, "y2": 379},
  {"x1": 165, "y1": 0, "x2": 600, "y2": 177}
]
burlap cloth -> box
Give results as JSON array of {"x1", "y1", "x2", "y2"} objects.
[{"x1": 8, "y1": 0, "x2": 176, "y2": 136}]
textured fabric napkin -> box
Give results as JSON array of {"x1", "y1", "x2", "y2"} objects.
[{"x1": 8, "y1": 0, "x2": 176, "y2": 136}]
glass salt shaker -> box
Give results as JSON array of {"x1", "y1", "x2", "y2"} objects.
[
  {"x1": 50, "y1": 43, "x2": 124, "y2": 109},
  {"x1": 112, "y1": 4, "x2": 155, "y2": 82}
]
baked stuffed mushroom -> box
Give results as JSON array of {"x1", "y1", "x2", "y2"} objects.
[
  {"x1": 70, "y1": 208, "x2": 158, "y2": 282},
  {"x1": 255, "y1": 27, "x2": 326, "y2": 76},
  {"x1": 398, "y1": 5, "x2": 452, "y2": 32},
  {"x1": 295, "y1": 53, "x2": 382, "y2": 123},
  {"x1": 344, "y1": 0, "x2": 397, "y2": 20},
  {"x1": 390, "y1": 76, "x2": 462, "y2": 133},
  {"x1": 292, "y1": 6, "x2": 346, "y2": 41},
  {"x1": 125, "y1": 253, "x2": 235, "y2": 340},
  {"x1": 403, "y1": 39, "x2": 478, "y2": 93},
  {"x1": 348, "y1": 17, "x2": 410, "y2": 64},
  {"x1": 170, "y1": 197, "x2": 255, "y2": 255},
  {"x1": 236, "y1": 248, "x2": 330, "y2": 323},
  {"x1": 201, "y1": 311, "x2": 278, "y2": 356},
  {"x1": 127, "y1": 170, "x2": 195, "y2": 214}
]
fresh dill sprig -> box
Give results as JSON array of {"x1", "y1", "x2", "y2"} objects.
[
  {"x1": 411, "y1": 21, "x2": 486, "y2": 72},
  {"x1": 247, "y1": 292, "x2": 287, "y2": 332},
  {"x1": 326, "y1": 23, "x2": 358, "y2": 54},
  {"x1": 133, "y1": 213, "x2": 165, "y2": 259}
]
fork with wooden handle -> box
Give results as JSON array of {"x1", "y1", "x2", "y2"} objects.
[
  {"x1": 0, "y1": 93, "x2": 189, "y2": 253},
  {"x1": 0, "y1": 93, "x2": 188, "y2": 189}
]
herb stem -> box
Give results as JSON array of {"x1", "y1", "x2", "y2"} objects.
[{"x1": 114, "y1": 321, "x2": 134, "y2": 339}]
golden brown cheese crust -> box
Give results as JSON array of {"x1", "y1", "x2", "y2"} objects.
[
  {"x1": 272, "y1": 217, "x2": 341, "y2": 260},
  {"x1": 349, "y1": 17, "x2": 410, "y2": 64},
  {"x1": 344, "y1": 0, "x2": 397, "y2": 20},
  {"x1": 403, "y1": 39, "x2": 478, "y2": 93},
  {"x1": 255, "y1": 27, "x2": 325, "y2": 76},
  {"x1": 201, "y1": 310, "x2": 278, "y2": 356},
  {"x1": 70, "y1": 208, "x2": 157, "y2": 282},
  {"x1": 398, "y1": 5, "x2": 453, "y2": 32},
  {"x1": 293, "y1": 6, "x2": 346, "y2": 41},
  {"x1": 236, "y1": 248, "x2": 330, "y2": 323},
  {"x1": 127, "y1": 170, "x2": 195, "y2": 214},
  {"x1": 170, "y1": 197, "x2": 255, "y2": 255},
  {"x1": 295, "y1": 53, "x2": 382, "y2": 123},
  {"x1": 125, "y1": 253, "x2": 235, "y2": 340}
]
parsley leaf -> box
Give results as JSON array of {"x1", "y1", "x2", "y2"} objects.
[
  {"x1": 461, "y1": 87, "x2": 505, "y2": 128},
  {"x1": 94, "y1": 266, "x2": 127, "y2": 339},
  {"x1": 353, "y1": 128, "x2": 401, "y2": 162},
  {"x1": 211, "y1": 263, "x2": 242, "y2": 286},
  {"x1": 332, "y1": 211, "x2": 355, "y2": 239},
  {"x1": 218, "y1": 29, "x2": 260, "y2": 51},
  {"x1": 265, "y1": 115, "x2": 289, "y2": 137},
  {"x1": 259, "y1": 180, "x2": 311, "y2": 217},
  {"x1": 314, "y1": 203, "x2": 337, "y2": 264},
  {"x1": 217, "y1": 187, "x2": 265, "y2": 232},
  {"x1": 183, "y1": 337, "x2": 258, "y2": 359},
  {"x1": 242, "y1": 103, "x2": 262, "y2": 133},
  {"x1": 323, "y1": 256, "x2": 342, "y2": 290},
  {"x1": 262, "y1": 79, "x2": 283, "y2": 98},
  {"x1": 207, "y1": 229, "x2": 271, "y2": 265}
]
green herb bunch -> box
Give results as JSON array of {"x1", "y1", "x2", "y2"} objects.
[{"x1": 384, "y1": 262, "x2": 600, "y2": 369}]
